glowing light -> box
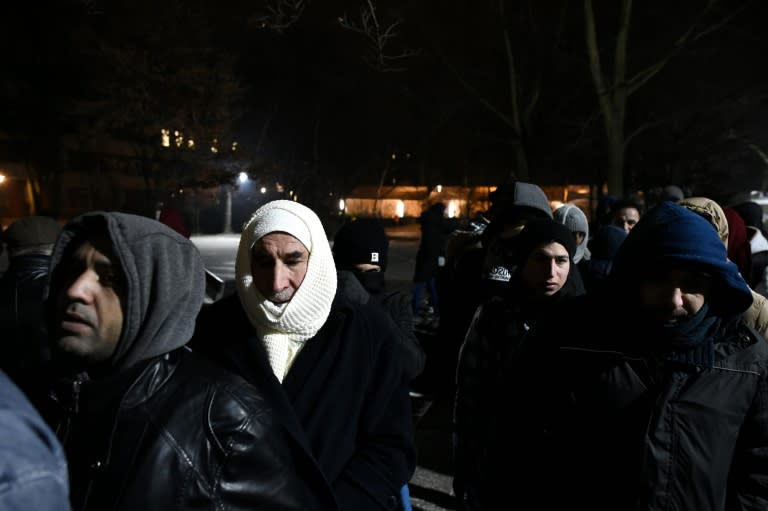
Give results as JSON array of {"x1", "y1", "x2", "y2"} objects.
[
  {"x1": 436, "y1": 184, "x2": 442, "y2": 193},
  {"x1": 260, "y1": 187, "x2": 267, "y2": 194},
  {"x1": 238, "y1": 172, "x2": 248, "y2": 183},
  {"x1": 338, "y1": 199, "x2": 345, "y2": 211},
  {"x1": 447, "y1": 200, "x2": 459, "y2": 218},
  {"x1": 161, "y1": 129, "x2": 170, "y2": 147},
  {"x1": 391, "y1": 153, "x2": 396, "y2": 160},
  {"x1": 232, "y1": 141, "x2": 238, "y2": 152},
  {"x1": 187, "y1": 139, "x2": 195, "y2": 149},
  {"x1": 396, "y1": 200, "x2": 405, "y2": 218}
]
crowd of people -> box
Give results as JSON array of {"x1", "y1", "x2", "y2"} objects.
[{"x1": 2, "y1": 182, "x2": 768, "y2": 510}]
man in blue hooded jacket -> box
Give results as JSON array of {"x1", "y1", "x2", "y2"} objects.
[{"x1": 505, "y1": 201, "x2": 768, "y2": 510}]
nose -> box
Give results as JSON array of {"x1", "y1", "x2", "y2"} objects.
[
  {"x1": 661, "y1": 286, "x2": 685, "y2": 313},
  {"x1": 66, "y1": 270, "x2": 97, "y2": 302},
  {"x1": 547, "y1": 259, "x2": 558, "y2": 277},
  {"x1": 271, "y1": 262, "x2": 290, "y2": 293}
]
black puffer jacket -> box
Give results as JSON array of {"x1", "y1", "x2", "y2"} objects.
[{"x1": 51, "y1": 347, "x2": 337, "y2": 511}]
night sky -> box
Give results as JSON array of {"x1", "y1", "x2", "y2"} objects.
[{"x1": 2, "y1": 0, "x2": 768, "y2": 205}]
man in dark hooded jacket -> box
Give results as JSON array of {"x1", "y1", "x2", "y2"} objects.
[
  {"x1": 44, "y1": 211, "x2": 337, "y2": 511},
  {"x1": 512, "y1": 201, "x2": 768, "y2": 510}
]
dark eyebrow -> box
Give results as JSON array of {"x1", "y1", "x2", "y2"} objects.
[{"x1": 285, "y1": 250, "x2": 307, "y2": 259}]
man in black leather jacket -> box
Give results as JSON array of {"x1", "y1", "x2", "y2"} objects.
[{"x1": 44, "y1": 211, "x2": 337, "y2": 511}]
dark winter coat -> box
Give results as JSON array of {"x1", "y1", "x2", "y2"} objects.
[
  {"x1": 51, "y1": 347, "x2": 337, "y2": 511},
  {"x1": 337, "y1": 270, "x2": 425, "y2": 380},
  {"x1": 413, "y1": 204, "x2": 454, "y2": 283},
  {"x1": 191, "y1": 290, "x2": 417, "y2": 511},
  {"x1": 513, "y1": 294, "x2": 768, "y2": 510},
  {"x1": 0, "y1": 254, "x2": 52, "y2": 398}
]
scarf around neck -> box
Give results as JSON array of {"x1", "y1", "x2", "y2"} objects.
[
  {"x1": 651, "y1": 302, "x2": 720, "y2": 369},
  {"x1": 235, "y1": 201, "x2": 338, "y2": 382}
]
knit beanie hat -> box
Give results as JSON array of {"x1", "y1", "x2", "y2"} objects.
[
  {"x1": 513, "y1": 217, "x2": 577, "y2": 266},
  {"x1": 611, "y1": 201, "x2": 752, "y2": 316},
  {"x1": 2, "y1": 216, "x2": 62, "y2": 256},
  {"x1": 333, "y1": 217, "x2": 389, "y2": 271},
  {"x1": 553, "y1": 203, "x2": 590, "y2": 263},
  {"x1": 236, "y1": 200, "x2": 338, "y2": 382}
]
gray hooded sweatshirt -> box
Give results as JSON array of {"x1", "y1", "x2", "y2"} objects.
[{"x1": 48, "y1": 211, "x2": 205, "y2": 372}]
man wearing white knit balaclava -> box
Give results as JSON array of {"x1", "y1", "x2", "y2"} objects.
[{"x1": 190, "y1": 200, "x2": 416, "y2": 511}]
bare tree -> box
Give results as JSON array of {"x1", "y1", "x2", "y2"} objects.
[
  {"x1": 337, "y1": 0, "x2": 421, "y2": 73},
  {"x1": 251, "y1": 0, "x2": 307, "y2": 33},
  {"x1": 584, "y1": 0, "x2": 745, "y2": 196}
]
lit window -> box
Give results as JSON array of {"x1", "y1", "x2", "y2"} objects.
[{"x1": 396, "y1": 200, "x2": 405, "y2": 218}]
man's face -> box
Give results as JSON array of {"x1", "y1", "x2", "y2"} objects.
[
  {"x1": 53, "y1": 236, "x2": 125, "y2": 365},
  {"x1": 520, "y1": 241, "x2": 571, "y2": 298},
  {"x1": 639, "y1": 268, "x2": 711, "y2": 324},
  {"x1": 250, "y1": 232, "x2": 309, "y2": 304},
  {"x1": 613, "y1": 207, "x2": 641, "y2": 232}
]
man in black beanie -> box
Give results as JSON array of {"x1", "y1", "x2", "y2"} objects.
[
  {"x1": 333, "y1": 218, "x2": 426, "y2": 390},
  {"x1": 452, "y1": 218, "x2": 585, "y2": 511}
]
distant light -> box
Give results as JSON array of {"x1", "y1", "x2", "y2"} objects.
[
  {"x1": 187, "y1": 139, "x2": 195, "y2": 149},
  {"x1": 0, "y1": 174, "x2": 5, "y2": 184},
  {"x1": 260, "y1": 187, "x2": 267, "y2": 194},
  {"x1": 238, "y1": 172, "x2": 248, "y2": 183},
  {"x1": 232, "y1": 141, "x2": 238, "y2": 152},
  {"x1": 447, "y1": 200, "x2": 459, "y2": 218},
  {"x1": 161, "y1": 129, "x2": 170, "y2": 147},
  {"x1": 436, "y1": 184, "x2": 442, "y2": 193},
  {"x1": 338, "y1": 199, "x2": 345, "y2": 211},
  {"x1": 396, "y1": 200, "x2": 405, "y2": 218},
  {"x1": 391, "y1": 153, "x2": 397, "y2": 160}
]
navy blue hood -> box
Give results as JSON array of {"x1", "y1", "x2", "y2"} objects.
[{"x1": 610, "y1": 201, "x2": 752, "y2": 316}]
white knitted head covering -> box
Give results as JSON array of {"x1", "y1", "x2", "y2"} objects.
[{"x1": 236, "y1": 200, "x2": 338, "y2": 381}]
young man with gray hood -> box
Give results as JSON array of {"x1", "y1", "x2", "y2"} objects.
[{"x1": 44, "y1": 211, "x2": 336, "y2": 511}]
